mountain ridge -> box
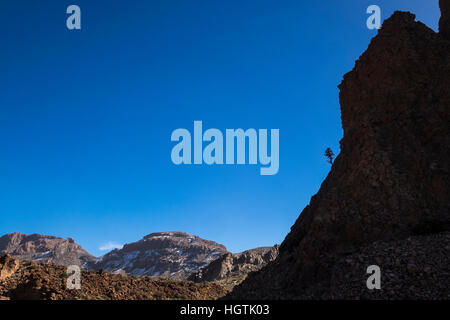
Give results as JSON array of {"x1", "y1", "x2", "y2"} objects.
[
  {"x1": 87, "y1": 231, "x2": 228, "y2": 279},
  {"x1": 0, "y1": 232, "x2": 96, "y2": 267}
]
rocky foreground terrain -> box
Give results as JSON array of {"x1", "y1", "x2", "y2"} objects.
[
  {"x1": 0, "y1": 254, "x2": 227, "y2": 300},
  {"x1": 227, "y1": 3, "x2": 450, "y2": 300},
  {"x1": 296, "y1": 232, "x2": 450, "y2": 299}
]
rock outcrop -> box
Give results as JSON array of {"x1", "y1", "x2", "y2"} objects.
[
  {"x1": 228, "y1": 7, "x2": 450, "y2": 299},
  {"x1": 188, "y1": 246, "x2": 279, "y2": 284},
  {"x1": 440, "y1": 0, "x2": 450, "y2": 40},
  {"x1": 88, "y1": 232, "x2": 228, "y2": 279},
  {"x1": 0, "y1": 254, "x2": 19, "y2": 280},
  {"x1": 0, "y1": 233, "x2": 96, "y2": 267}
]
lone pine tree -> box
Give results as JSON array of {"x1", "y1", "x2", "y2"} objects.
[{"x1": 324, "y1": 147, "x2": 334, "y2": 165}]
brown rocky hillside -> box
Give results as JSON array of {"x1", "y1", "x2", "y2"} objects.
[{"x1": 0, "y1": 254, "x2": 227, "y2": 300}]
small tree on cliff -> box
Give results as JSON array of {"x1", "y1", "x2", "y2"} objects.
[{"x1": 324, "y1": 147, "x2": 334, "y2": 165}]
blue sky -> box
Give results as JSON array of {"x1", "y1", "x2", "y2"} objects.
[{"x1": 0, "y1": 1, "x2": 439, "y2": 256}]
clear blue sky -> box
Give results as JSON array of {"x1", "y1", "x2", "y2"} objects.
[{"x1": 0, "y1": 1, "x2": 439, "y2": 256}]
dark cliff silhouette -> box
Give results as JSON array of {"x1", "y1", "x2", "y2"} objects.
[{"x1": 228, "y1": 4, "x2": 450, "y2": 299}]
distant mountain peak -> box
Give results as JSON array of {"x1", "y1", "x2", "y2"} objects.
[
  {"x1": 88, "y1": 232, "x2": 228, "y2": 279},
  {"x1": 144, "y1": 231, "x2": 192, "y2": 238},
  {"x1": 0, "y1": 232, "x2": 95, "y2": 267}
]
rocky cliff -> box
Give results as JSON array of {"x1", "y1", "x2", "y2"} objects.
[
  {"x1": 0, "y1": 233, "x2": 96, "y2": 267},
  {"x1": 228, "y1": 6, "x2": 450, "y2": 299},
  {"x1": 188, "y1": 246, "x2": 279, "y2": 289},
  {"x1": 87, "y1": 232, "x2": 228, "y2": 279},
  {"x1": 440, "y1": 0, "x2": 450, "y2": 40}
]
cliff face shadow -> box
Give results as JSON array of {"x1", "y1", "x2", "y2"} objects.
[{"x1": 227, "y1": 4, "x2": 450, "y2": 300}]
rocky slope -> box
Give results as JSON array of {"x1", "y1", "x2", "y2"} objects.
[
  {"x1": 295, "y1": 232, "x2": 450, "y2": 299},
  {"x1": 0, "y1": 254, "x2": 227, "y2": 300},
  {"x1": 87, "y1": 232, "x2": 228, "y2": 280},
  {"x1": 0, "y1": 233, "x2": 96, "y2": 267},
  {"x1": 228, "y1": 5, "x2": 450, "y2": 299},
  {"x1": 188, "y1": 246, "x2": 279, "y2": 287}
]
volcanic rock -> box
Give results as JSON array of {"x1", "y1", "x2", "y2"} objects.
[
  {"x1": 228, "y1": 6, "x2": 450, "y2": 299},
  {"x1": 188, "y1": 246, "x2": 279, "y2": 283},
  {"x1": 440, "y1": 0, "x2": 450, "y2": 39},
  {"x1": 0, "y1": 255, "x2": 228, "y2": 300},
  {"x1": 0, "y1": 254, "x2": 19, "y2": 280}
]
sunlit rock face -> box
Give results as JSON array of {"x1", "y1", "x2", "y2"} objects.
[
  {"x1": 87, "y1": 232, "x2": 228, "y2": 280},
  {"x1": 0, "y1": 232, "x2": 95, "y2": 267}
]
